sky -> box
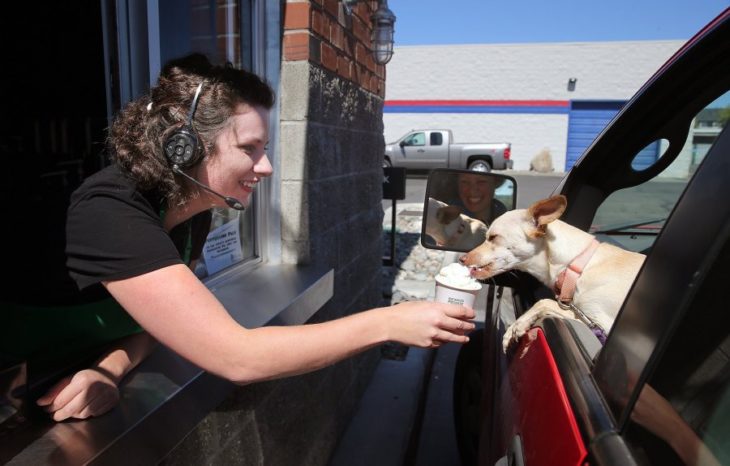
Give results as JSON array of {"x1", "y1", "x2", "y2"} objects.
[{"x1": 389, "y1": 0, "x2": 729, "y2": 46}]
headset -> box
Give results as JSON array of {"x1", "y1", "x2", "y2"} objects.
[
  {"x1": 163, "y1": 82, "x2": 245, "y2": 210},
  {"x1": 164, "y1": 82, "x2": 205, "y2": 169}
]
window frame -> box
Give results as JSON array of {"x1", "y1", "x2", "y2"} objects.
[{"x1": 108, "y1": 0, "x2": 282, "y2": 280}]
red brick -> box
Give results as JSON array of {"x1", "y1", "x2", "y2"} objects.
[
  {"x1": 323, "y1": 0, "x2": 339, "y2": 17},
  {"x1": 354, "y1": 42, "x2": 367, "y2": 64},
  {"x1": 330, "y1": 23, "x2": 344, "y2": 50},
  {"x1": 358, "y1": 67, "x2": 370, "y2": 88},
  {"x1": 283, "y1": 32, "x2": 311, "y2": 61},
  {"x1": 284, "y1": 2, "x2": 311, "y2": 30},
  {"x1": 353, "y1": 1, "x2": 374, "y2": 26},
  {"x1": 352, "y1": 16, "x2": 369, "y2": 43},
  {"x1": 338, "y1": 55, "x2": 352, "y2": 80},
  {"x1": 320, "y1": 42, "x2": 338, "y2": 72},
  {"x1": 377, "y1": 78, "x2": 386, "y2": 98},
  {"x1": 365, "y1": 51, "x2": 375, "y2": 72},
  {"x1": 311, "y1": 9, "x2": 328, "y2": 38},
  {"x1": 341, "y1": 35, "x2": 353, "y2": 57}
]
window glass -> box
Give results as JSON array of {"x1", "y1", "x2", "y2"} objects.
[
  {"x1": 591, "y1": 92, "x2": 729, "y2": 253},
  {"x1": 623, "y1": 235, "x2": 730, "y2": 466},
  {"x1": 404, "y1": 132, "x2": 426, "y2": 146},
  {"x1": 157, "y1": 0, "x2": 259, "y2": 279},
  {"x1": 430, "y1": 132, "x2": 443, "y2": 146}
]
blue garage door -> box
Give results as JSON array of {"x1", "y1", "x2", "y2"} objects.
[
  {"x1": 566, "y1": 101, "x2": 660, "y2": 171},
  {"x1": 566, "y1": 101, "x2": 624, "y2": 170}
]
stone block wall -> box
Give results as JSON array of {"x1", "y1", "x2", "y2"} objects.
[{"x1": 162, "y1": 1, "x2": 388, "y2": 465}]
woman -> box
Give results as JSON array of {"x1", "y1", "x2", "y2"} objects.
[
  {"x1": 454, "y1": 172, "x2": 507, "y2": 225},
  {"x1": 34, "y1": 54, "x2": 475, "y2": 421}
]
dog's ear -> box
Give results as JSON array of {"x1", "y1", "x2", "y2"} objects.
[
  {"x1": 527, "y1": 195, "x2": 567, "y2": 236},
  {"x1": 436, "y1": 205, "x2": 463, "y2": 224}
]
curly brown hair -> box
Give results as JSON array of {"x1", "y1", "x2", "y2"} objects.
[{"x1": 109, "y1": 53, "x2": 274, "y2": 206}]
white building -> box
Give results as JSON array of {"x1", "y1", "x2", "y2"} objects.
[{"x1": 383, "y1": 40, "x2": 685, "y2": 172}]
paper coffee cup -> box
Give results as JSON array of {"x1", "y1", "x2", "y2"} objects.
[{"x1": 434, "y1": 277, "x2": 481, "y2": 307}]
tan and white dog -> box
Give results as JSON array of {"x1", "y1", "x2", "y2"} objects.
[
  {"x1": 459, "y1": 195, "x2": 645, "y2": 351},
  {"x1": 426, "y1": 198, "x2": 488, "y2": 250}
]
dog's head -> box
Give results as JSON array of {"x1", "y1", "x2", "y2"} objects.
[
  {"x1": 460, "y1": 195, "x2": 567, "y2": 279},
  {"x1": 425, "y1": 198, "x2": 488, "y2": 248}
]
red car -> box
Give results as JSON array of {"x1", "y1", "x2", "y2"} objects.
[{"x1": 422, "y1": 8, "x2": 730, "y2": 466}]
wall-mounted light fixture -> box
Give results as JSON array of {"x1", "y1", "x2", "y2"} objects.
[
  {"x1": 567, "y1": 77, "x2": 577, "y2": 92},
  {"x1": 343, "y1": 0, "x2": 396, "y2": 65}
]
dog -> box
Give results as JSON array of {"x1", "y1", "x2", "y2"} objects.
[
  {"x1": 425, "y1": 198, "x2": 488, "y2": 250},
  {"x1": 459, "y1": 195, "x2": 645, "y2": 351}
]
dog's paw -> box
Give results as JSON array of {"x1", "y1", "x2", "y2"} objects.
[{"x1": 502, "y1": 317, "x2": 535, "y2": 353}]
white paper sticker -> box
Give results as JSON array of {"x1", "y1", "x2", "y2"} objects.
[{"x1": 202, "y1": 220, "x2": 243, "y2": 275}]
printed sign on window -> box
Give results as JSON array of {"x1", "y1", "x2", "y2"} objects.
[{"x1": 202, "y1": 219, "x2": 243, "y2": 275}]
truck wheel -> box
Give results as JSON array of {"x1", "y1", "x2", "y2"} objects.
[
  {"x1": 468, "y1": 160, "x2": 491, "y2": 172},
  {"x1": 383, "y1": 157, "x2": 392, "y2": 168}
]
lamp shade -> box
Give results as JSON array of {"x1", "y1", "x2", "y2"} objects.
[{"x1": 371, "y1": 2, "x2": 396, "y2": 64}]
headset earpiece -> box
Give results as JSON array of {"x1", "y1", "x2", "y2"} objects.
[
  {"x1": 163, "y1": 82, "x2": 205, "y2": 169},
  {"x1": 164, "y1": 126, "x2": 199, "y2": 168}
]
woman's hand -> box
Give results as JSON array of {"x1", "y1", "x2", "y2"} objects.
[
  {"x1": 34, "y1": 332, "x2": 156, "y2": 422},
  {"x1": 36, "y1": 368, "x2": 120, "y2": 421},
  {"x1": 383, "y1": 300, "x2": 476, "y2": 348}
]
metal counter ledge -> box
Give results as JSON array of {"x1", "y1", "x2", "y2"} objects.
[{"x1": 4, "y1": 264, "x2": 334, "y2": 466}]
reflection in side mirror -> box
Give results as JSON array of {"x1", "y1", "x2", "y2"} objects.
[{"x1": 421, "y1": 169, "x2": 517, "y2": 253}]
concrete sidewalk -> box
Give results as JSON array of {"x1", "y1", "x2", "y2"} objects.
[{"x1": 328, "y1": 346, "x2": 436, "y2": 466}]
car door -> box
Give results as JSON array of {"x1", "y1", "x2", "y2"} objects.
[
  {"x1": 479, "y1": 8, "x2": 730, "y2": 466},
  {"x1": 421, "y1": 131, "x2": 449, "y2": 168},
  {"x1": 397, "y1": 131, "x2": 428, "y2": 169}
]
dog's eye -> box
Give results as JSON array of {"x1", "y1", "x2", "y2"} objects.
[{"x1": 488, "y1": 234, "x2": 498, "y2": 242}]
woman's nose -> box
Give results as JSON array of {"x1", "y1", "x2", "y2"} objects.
[{"x1": 255, "y1": 154, "x2": 274, "y2": 177}]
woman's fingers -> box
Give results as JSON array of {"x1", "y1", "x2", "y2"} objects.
[
  {"x1": 36, "y1": 376, "x2": 73, "y2": 407},
  {"x1": 440, "y1": 303, "x2": 476, "y2": 320},
  {"x1": 39, "y1": 369, "x2": 119, "y2": 421},
  {"x1": 44, "y1": 381, "x2": 83, "y2": 415},
  {"x1": 433, "y1": 329, "x2": 470, "y2": 344},
  {"x1": 388, "y1": 300, "x2": 476, "y2": 348},
  {"x1": 439, "y1": 316, "x2": 476, "y2": 334},
  {"x1": 51, "y1": 390, "x2": 88, "y2": 421}
]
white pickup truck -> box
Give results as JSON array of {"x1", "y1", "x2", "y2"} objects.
[{"x1": 383, "y1": 129, "x2": 512, "y2": 172}]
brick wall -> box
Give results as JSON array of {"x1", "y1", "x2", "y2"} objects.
[
  {"x1": 283, "y1": 0, "x2": 385, "y2": 97},
  {"x1": 277, "y1": 0, "x2": 386, "y2": 464}
]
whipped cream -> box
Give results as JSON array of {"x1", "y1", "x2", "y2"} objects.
[{"x1": 435, "y1": 263, "x2": 482, "y2": 291}]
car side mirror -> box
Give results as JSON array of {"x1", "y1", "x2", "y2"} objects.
[
  {"x1": 399, "y1": 140, "x2": 406, "y2": 148},
  {"x1": 421, "y1": 169, "x2": 517, "y2": 252}
]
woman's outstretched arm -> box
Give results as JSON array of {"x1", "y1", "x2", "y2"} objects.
[{"x1": 104, "y1": 264, "x2": 475, "y2": 385}]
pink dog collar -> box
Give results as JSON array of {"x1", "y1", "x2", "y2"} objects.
[{"x1": 554, "y1": 239, "x2": 600, "y2": 303}]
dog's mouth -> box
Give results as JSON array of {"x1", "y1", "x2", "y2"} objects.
[{"x1": 467, "y1": 264, "x2": 493, "y2": 279}]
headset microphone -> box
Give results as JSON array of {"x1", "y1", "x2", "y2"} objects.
[{"x1": 172, "y1": 165, "x2": 245, "y2": 210}]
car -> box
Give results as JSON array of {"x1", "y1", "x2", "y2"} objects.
[
  {"x1": 420, "y1": 8, "x2": 730, "y2": 466},
  {"x1": 384, "y1": 129, "x2": 512, "y2": 172}
]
